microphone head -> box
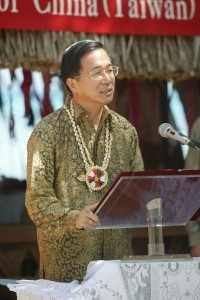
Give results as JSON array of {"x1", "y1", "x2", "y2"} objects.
[{"x1": 158, "y1": 123, "x2": 173, "y2": 138}]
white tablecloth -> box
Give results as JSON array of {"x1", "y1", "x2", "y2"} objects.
[{"x1": 8, "y1": 258, "x2": 200, "y2": 299}]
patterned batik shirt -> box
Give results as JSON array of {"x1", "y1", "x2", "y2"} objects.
[{"x1": 25, "y1": 99, "x2": 144, "y2": 283}]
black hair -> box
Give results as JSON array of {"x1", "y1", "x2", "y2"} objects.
[{"x1": 60, "y1": 40, "x2": 110, "y2": 95}]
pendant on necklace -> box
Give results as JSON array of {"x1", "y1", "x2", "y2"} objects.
[{"x1": 85, "y1": 166, "x2": 108, "y2": 191}]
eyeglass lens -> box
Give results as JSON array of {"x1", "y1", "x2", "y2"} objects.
[{"x1": 91, "y1": 66, "x2": 119, "y2": 80}]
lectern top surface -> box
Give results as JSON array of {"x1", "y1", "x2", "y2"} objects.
[{"x1": 94, "y1": 169, "x2": 200, "y2": 229}]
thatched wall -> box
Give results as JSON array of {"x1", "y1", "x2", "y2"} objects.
[{"x1": 0, "y1": 29, "x2": 200, "y2": 80}]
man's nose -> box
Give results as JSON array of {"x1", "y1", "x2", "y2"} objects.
[{"x1": 101, "y1": 70, "x2": 112, "y2": 82}]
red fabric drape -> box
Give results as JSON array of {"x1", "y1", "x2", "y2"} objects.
[
  {"x1": 22, "y1": 70, "x2": 32, "y2": 119},
  {"x1": 40, "y1": 72, "x2": 53, "y2": 118}
]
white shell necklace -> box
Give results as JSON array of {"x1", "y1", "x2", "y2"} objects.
[{"x1": 64, "y1": 100, "x2": 113, "y2": 191}]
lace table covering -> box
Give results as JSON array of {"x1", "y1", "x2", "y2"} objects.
[{"x1": 8, "y1": 258, "x2": 200, "y2": 300}]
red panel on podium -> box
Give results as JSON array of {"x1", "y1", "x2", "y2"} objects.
[{"x1": 94, "y1": 170, "x2": 200, "y2": 229}]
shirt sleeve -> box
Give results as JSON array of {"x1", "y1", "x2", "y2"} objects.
[
  {"x1": 25, "y1": 123, "x2": 79, "y2": 234},
  {"x1": 185, "y1": 117, "x2": 200, "y2": 247},
  {"x1": 130, "y1": 127, "x2": 144, "y2": 172},
  {"x1": 185, "y1": 117, "x2": 200, "y2": 169}
]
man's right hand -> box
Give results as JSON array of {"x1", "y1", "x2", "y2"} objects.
[{"x1": 75, "y1": 203, "x2": 100, "y2": 230}]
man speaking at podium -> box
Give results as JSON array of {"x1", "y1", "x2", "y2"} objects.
[{"x1": 25, "y1": 40, "x2": 144, "y2": 283}]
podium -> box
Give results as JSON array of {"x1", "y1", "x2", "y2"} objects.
[
  {"x1": 94, "y1": 169, "x2": 200, "y2": 257},
  {"x1": 95, "y1": 170, "x2": 200, "y2": 259},
  {"x1": 95, "y1": 170, "x2": 200, "y2": 258}
]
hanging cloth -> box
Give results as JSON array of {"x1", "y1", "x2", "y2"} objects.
[
  {"x1": 40, "y1": 72, "x2": 53, "y2": 118},
  {"x1": 21, "y1": 70, "x2": 33, "y2": 125}
]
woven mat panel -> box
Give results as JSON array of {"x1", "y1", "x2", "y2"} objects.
[{"x1": 0, "y1": 30, "x2": 200, "y2": 80}]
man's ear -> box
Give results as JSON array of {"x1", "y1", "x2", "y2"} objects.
[{"x1": 66, "y1": 78, "x2": 77, "y2": 94}]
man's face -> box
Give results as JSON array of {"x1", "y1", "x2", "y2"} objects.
[{"x1": 72, "y1": 49, "x2": 116, "y2": 108}]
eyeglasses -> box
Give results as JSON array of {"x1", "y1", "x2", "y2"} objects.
[{"x1": 73, "y1": 66, "x2": 119, "y2": 81}]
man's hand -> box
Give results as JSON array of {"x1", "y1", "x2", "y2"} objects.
[{"x1": 75, "y1": 203, "x2": 100, "y2": 230}]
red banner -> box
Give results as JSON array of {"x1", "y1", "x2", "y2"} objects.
[{"x1": 0, "y1": 0, "x2": 200, "y2": 36}]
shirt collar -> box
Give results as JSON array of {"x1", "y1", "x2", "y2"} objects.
[{"x1": 65, "y1": 98, "x2": 112, "y2": 123}]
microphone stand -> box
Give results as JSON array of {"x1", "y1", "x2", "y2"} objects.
[
  {"x1": 178, "y1": 132, "x2": 200, "y2": 150},
  {"x1": 192, "y1": 140, "x2": 200, "y2": 150}
]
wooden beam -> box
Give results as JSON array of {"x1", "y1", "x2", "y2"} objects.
[{"x1": 0, "y1": 224, "x2": 37, "y2": 244}]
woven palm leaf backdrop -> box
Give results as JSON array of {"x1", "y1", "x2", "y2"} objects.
[{"x1": 1, "y1": 30, "x2": 200, "y2": 79}]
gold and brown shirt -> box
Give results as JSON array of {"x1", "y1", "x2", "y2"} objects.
[{"x1": 25, "y1": 100, "x2": 144, "y2": 282}]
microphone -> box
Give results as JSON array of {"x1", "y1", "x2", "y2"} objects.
[{"x1": 158, "y1": 123, "x2": 197, "y2": 149}]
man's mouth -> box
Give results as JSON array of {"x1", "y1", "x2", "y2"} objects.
[{"x1": 101, "y1": 88, "x2": 112, "y2": 94}]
